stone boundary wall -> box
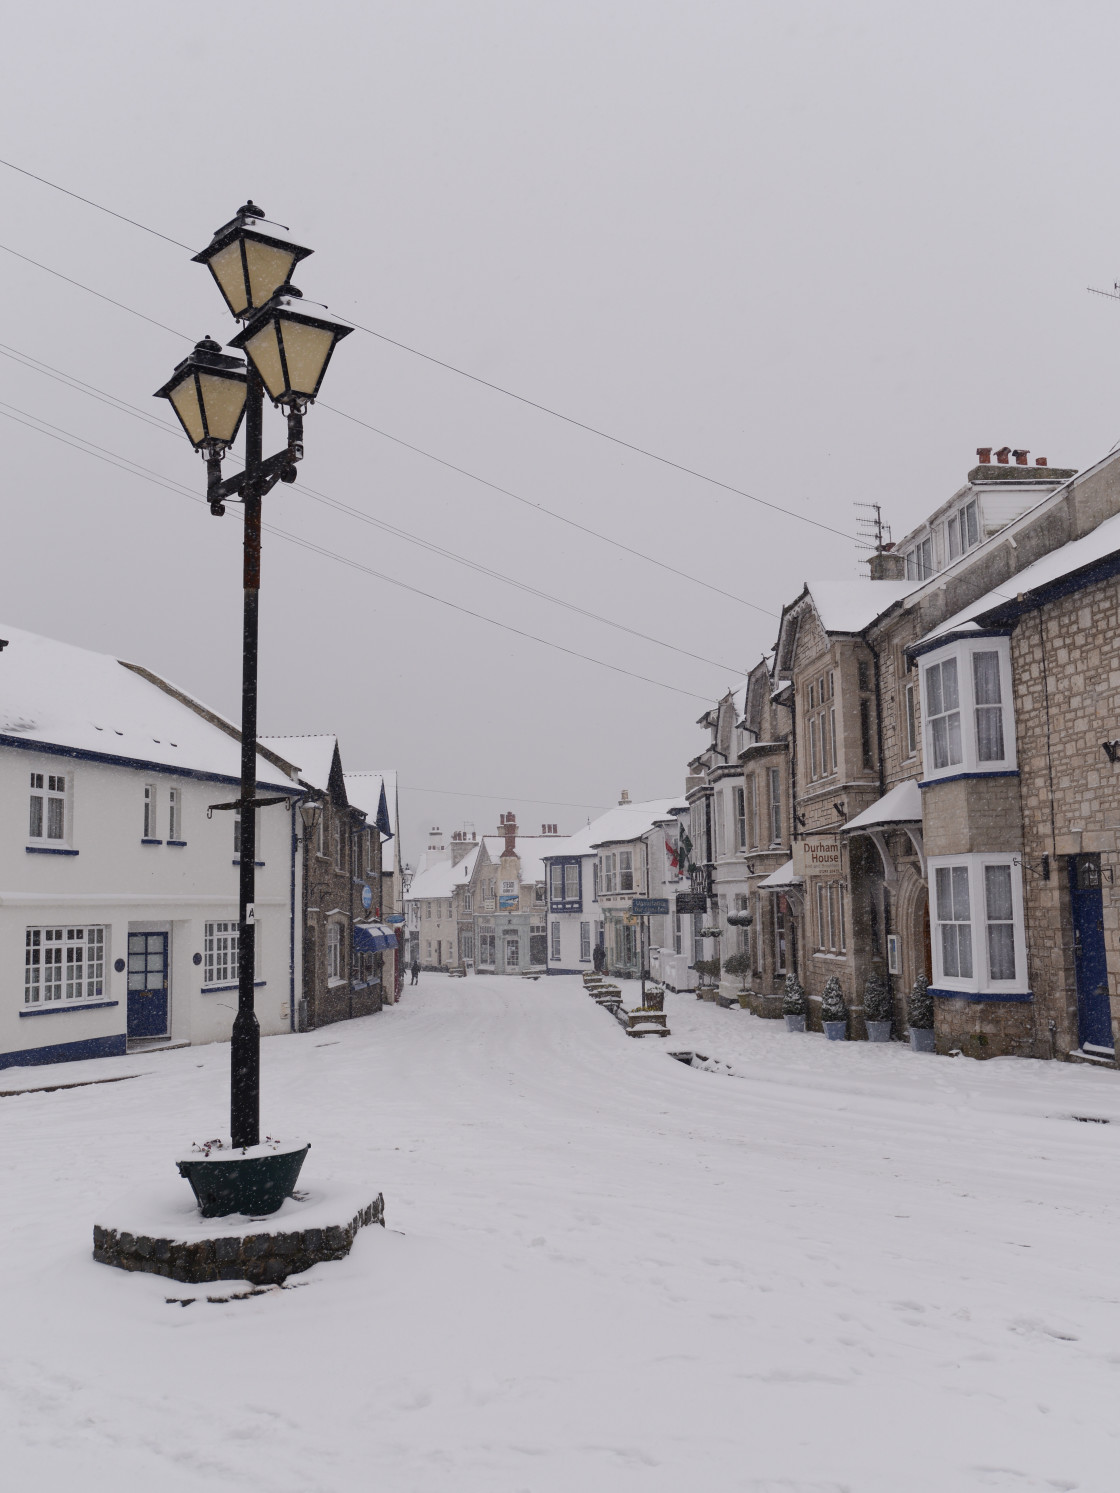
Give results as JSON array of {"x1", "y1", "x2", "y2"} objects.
[{"x1": 94, "y1": 1194, "x2": 385, "y2": 1286}]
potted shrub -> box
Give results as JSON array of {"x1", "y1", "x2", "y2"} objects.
[
  {"x1": 693, "y1": 957, "x2": 721, "y2": 995},
  {"x1": 821, "y1": 975, "x2": 848, "y2": 1040},
  {"x1": 908, "y1": 973, "x2": 936, "y2": 1052},
  {"x1": 864, "y1": 972, "x2": 892, "y2": 1043},
  {"x1": 782, "y1": 974, "x2": 806, "y2": 1032},
  {"x1": 723, "y1": 951, "x2": 751, "y2": 1007}
]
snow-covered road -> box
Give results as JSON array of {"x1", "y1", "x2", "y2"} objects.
[{"x1": 3, "y1": 976, "x2": 1120, "y2": 1491}]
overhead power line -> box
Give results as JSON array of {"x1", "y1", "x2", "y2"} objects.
[
  {"x1": 0, "y1": 156, "x2": 855, "y2": 542},
  {"x1": 0, "y1": 340, "x2": 748, "y2": 670},
  {"x1": 0, "y1": 403, "x2": 714, "y2": 702},
  {"x1": 0, "y1": 249, "x2": 776, "y2": 618}
]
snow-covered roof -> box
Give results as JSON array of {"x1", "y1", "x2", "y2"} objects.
[
  {"x1": 546, "y1": 799, "x2": 689, "y2": 859},
  {"x1": 404, "y1": 844, "x2": 480, "y2": 901},
  {"x1": 260, "y1": 734, "x2": 337, "y2": 793},
  {"x1": 920, "y1": 509, "x2": 1120, "y2": 645},
  {"x1": 0, "y1": 623, "x2": 296, "y2": 791},
  {"x1": 759, "y1": 858, "x2": 802, "y2": 889},
  {"x1": 842, "y1": 778, "x2": 923, "y2": 832},
  {"x1": 803, "y1": 580, "x2": 918, "y2": 635},
  {"x1": 344, "y1": 771, "x2": 399, "y2": 869}
]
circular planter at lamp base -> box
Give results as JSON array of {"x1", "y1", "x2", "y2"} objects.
[
  {"x1": 866, "y1": 1020, "x2": 893, "y2": 1043},
  {"x1": 909, "y1": 1026, "x2": 936, "y2": 1053},
  {"x1": 822, "y1": 1020, "x2": 847, "y2": 1042},
  {"x1": 784, "y1": 1013, "x2": 806, "y2": 1032},
  {"x1": 177, "y1": 1141, "x2": 310, "y2": 1218}
]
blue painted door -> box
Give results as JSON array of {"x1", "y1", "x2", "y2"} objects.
[
  {"x1": 1070, "y1": 857, "x2": 1111, "y2": 1050},
  {"x1": 127, "y1": 931, "x2": 169, "y2": 1038}
]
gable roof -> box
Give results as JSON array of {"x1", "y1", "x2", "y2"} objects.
[
  {"x1": 404, "y1": 843, "x2": 480, "y2": 901},
  {"x1": 0, "y1": 623, "x2": 297, "y2": 791},
  {"x1": 344, "y1": 771, "x2": 396, "y2": 852},
  {"x1": 544, "y1": 799, "x2": 688, "y2": 859},
  {"x1": 260, "y1": 734, "x2": 339, "y2": 794}
]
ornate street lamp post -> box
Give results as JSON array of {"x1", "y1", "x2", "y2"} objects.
[{"x1": 156, "y1": 203, "x2": 351, "y2": 1150}]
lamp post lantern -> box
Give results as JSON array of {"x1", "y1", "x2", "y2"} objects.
[{"x1": 156, "y1": 205, "x2": 349, "y2": 1151}]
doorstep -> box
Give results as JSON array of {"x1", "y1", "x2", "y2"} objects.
[
  {"x1": 127, "y1": 1037, "x2": 191, "y2": 1055},
  {"x1": 1068, "y1": 1046, "x2": 1117, "y2": 1067}
]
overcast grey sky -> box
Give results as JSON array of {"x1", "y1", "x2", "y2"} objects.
[{"x1": 3, "y1": 1, "x2": 1120, "y2": 858}]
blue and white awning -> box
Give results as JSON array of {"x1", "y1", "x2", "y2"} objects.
[{"x1": 353, "y1": 922, "x2": 399, "y2": 953}]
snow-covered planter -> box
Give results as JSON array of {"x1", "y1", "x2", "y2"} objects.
[
  {"x1": 723, "y1": 952, "x2": 751, "y2": 992},
  {"x1": 176, "y1": 1138, "x2": 310, "y2": 1219},
  {"x1": 864, "y1": 972, "x2": 892, "y2": 1043},
  {"x1": 820, "y1": 975, "x2": 847, "y2": 1041},
  {"x1": 782, "y1": 974, "x2": 806, "y2": 1032},
  {"x1": 908, "y1": 974, "x2": 936, "y2": 1051}
]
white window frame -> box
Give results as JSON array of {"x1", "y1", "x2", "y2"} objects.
[
  {"x1": 143, "y1": 784, "x2": 157, "y2": 839},
  {"x1": 24, "y1": 925, "x2": 107, "y2": 1004},
  {"x1": 928, "y1": 854, "x2": 1027, "y2": 996},
  {"x1": 904, "y1": 680, "x2": 918, "y2": 759},
  {"x1": 168, "y1": 786, "x2": 180, "y2": 841},
  {"x1": 327, "y1": 920, "x2": 343, "y2": 982},
  {"x1": 203, "y1": 920, "x2": 239, "y2": 986},
  {"x1": 580, "y1": 921, "x2": 591, "y2": 961},
  {"x1": 28, "y1": 770, "x2": 69, "y2": 846},
  {"x1": 550, "y1": 921, "x2": 561, "y2": 961},
  {"x1": 919, "y1": 637, "x2": 1016, "y2": 781},
  {"x1": 768, "y1": 766, "x2": 782, "y2": 845},
  {"x1": 619, "y1": 849, "x2": 634, "y2": 892}
]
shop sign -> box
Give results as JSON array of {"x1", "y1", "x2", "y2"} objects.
[
  {"x1": 498, "y1": 895, "x2": 519, "y2": 910},
  {"x1": 793, "y1": 834, "x2": 841, "y2": 877}
]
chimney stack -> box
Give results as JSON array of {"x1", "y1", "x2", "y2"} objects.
[
  {"x1": 618, "y1": 789, "x2": 631, "y2": 805},
  {"x1": 976, "y1": 446, "x2": 992, "y2": 464},
  {"x1": 995, "y1": 447, "x2": 1011, "y2": 465},
  {"x1": 502, "y1": 812, "x2": 518, "y2": 856},
  {"x1": 1035, "y1": 456, "x2": 1048, "y2": 467},
  {"x1": 1013, "y1": 449, "x2": 1029, "y2": 466}
]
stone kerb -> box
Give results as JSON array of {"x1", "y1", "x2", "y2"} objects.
[{"x1": 94, "y1": 1188, "x2": 385, "y2": 1286}]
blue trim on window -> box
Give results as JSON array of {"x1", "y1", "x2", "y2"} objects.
[
  {"x1": 930, "y1": 987, "x2": 1033, "y2": 1004},
  {"x1": 26, "y1": 845, "x2": 79, "y2": 856},
  {"x1": 0, "y1": 1033, "x2": 127, "y2": 1070},
  {"x1": 0, "y1": 733, "x2": 300, "y2": 793},
  {"x1": 141, "y1": 838, "x2": 163, "y2": 845},
  {"x1": 19, "y1": 1000, "x2": 120, "y2": 1017},
  {"x1": 908, "y1": 629, "x2": 1011, "y2": 660},
  {"x1": 200, "y1": 980, "x2": 267, "y2": 993},
  {"x1": 167, "y1": 840, "x2": 188, "y2": 847},
  {"x1": 919, "y1": 770, "x2": 1020, "y2": 789}
]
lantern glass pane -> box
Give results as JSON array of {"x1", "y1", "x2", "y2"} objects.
[
  {"x1": 244, "y1": 321, "x2": 287, "y2": 401},
  {"x1": 244, "y1": 240, "x2": 298, "y2": 313},
  {"x1": 207, "y1": 241, "x2": 250, "y2": 318},
  {"x1": 168, "y1": 375, "x2": 206, "y2": 446},
  {"x1": 277, "y1": 319, "x2": 336, "y2": 397},
  {"x1": 196, "y1": 372, "x2": 247, "y2": 444}
]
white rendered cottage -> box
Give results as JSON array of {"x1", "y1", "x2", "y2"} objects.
[{"x1": 0, "y1": 625, "x2": 301, "y2": 1072}]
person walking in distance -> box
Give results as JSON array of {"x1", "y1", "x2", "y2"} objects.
[{"x1": 410, "y1": 957, "x2": 420, "y2": 986}]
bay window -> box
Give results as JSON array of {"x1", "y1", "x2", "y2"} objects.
[
  {"x1": 919, "y1": 637, "x2": 1015, "y2": 779},
  {"x1": 930, "y1": 855, "x2": 1026, "y2": 995}
]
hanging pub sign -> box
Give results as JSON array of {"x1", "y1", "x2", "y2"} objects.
[
  {"x1": 675, "y1": 891, "x2": 708, "y2": 915},
  {"x1": 792, "y1": 834, "x2": 841, "y2": 878}
]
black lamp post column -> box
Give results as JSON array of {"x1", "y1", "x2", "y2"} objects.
[{"x1": 231, "y1": 367, "x2": 264, "y2": 1150}]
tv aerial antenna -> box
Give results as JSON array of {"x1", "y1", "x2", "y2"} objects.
[
  {"x1": 854, "y1": 501, "x2": 891, "y2": 554},
  {"x1": 1087, "y1": 282, "x2": 1120, "y2": 302}
]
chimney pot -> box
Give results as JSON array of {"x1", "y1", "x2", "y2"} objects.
[
  {"x1": 1013, "y1": 449, "x2": 1029, "y2": 466},
  {"x1": 1035, "y1": 456, "x2": 1048, "y2": 467},
  {"x1": 995, "y1": 447, "x2": 1011, "y2": 464},
  {"x1": 976, "y1": 446, "x2": 992, "y2": 464}
]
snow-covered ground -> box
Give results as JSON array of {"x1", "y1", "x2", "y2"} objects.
[{"x1": 4, "y1": 976, "x2": 1120, "y2": 1492}]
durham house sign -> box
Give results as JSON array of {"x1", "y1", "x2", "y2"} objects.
[{"x1": 792, "y1": 833, "x2": 841, "y2": 879}]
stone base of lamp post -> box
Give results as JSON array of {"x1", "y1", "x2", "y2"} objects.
[{"x1": 93, "y1": 1182, "x2": 385, "y2": 1286}]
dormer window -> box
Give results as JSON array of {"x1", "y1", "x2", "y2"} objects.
[
  {"x1": 905, "y1": 535, "x2": 934, "y2": 581},
  {"x1": 947, "y1": 499, "x2": 979, "y2": 561}
]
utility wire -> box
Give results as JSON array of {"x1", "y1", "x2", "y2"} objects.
[
  {"x1": 0, "y1": 341, "x2": 745, "y2": 671},
  {"x1": 0, "y1": 157, "x2": 855, "y2": 542},
  {"x1": 0, "y1": 404, "x2": 714, "y2": 702},
  {"x1": 0, "y1": 253, "x2": 777, "y2": 618},
  {"x1": 0, "y1": 155, "x2": 194, "y2": 250}
]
